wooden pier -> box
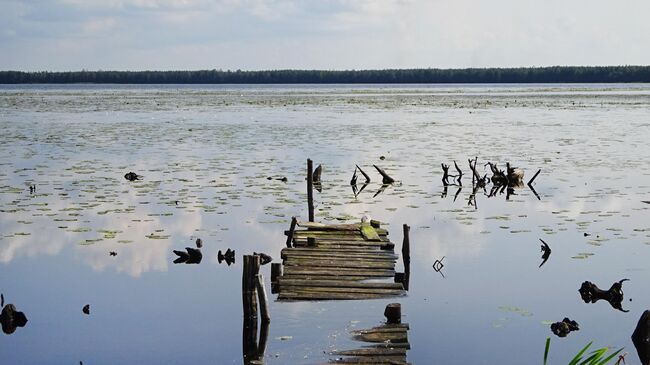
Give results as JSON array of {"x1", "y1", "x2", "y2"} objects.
[
  {"x1": 327, "y1": 304, "x2": 411, "y2": 365},
  {"x1": 274, "y1": 220, "x2": 407, "y2": 301}
]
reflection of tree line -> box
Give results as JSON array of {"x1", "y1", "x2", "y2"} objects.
[{"x1": 2, "y1": 66, "x2": 650, "y2": 84}]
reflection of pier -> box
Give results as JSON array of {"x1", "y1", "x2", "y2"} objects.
[
  {"x1": 327, "y1": 304, "x2": 411, "y2": 365},
  {"x1": 273, "y1": 220, "x2": 408, "y2": 301}
]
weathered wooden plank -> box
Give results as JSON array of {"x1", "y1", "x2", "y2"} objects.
[
  {"x1": 278, "y1": 291, "x2": 403, "y2": 300},
  {"x1": 282, "y1": 248, "x2": 397, "y2": 257},
  {"x1": 297, "y1": 221, "x2": 361, "y2": 231},
  {"x1": 293, "y1": 238, "x2": 390, "y2": 246},
  {"x1": 293, "y1": 235, "x2": 390, "y2": 242},
  {"x1": 280, "y1": 286, "x2": 405, "y2": 296},
  {"x1": 284, "y1": 259, "x2": 395, "y2": 270},
  {"x1": 352, "y1": 331, "x2": 408, "y2": 343},
  {"x1": 282, "y1": 251, "x2": 397, "y2": 261},
  {"x1": 330, "y1": 357, "x2": 409, "y2": 365},
  {"x1": 290, "y1": 229, "x2": 388, "y2": 236},
  {"x1": 283, "y1": 267, "x2": 394, "y2": 277},
  {"x1": 352, "y1": 324, "x2": 410, "y2": 332},
  {"x1": 333, "y1": 348, "x2": 407, "y2": 356},
  {"x1": 279, "y1": 274, "x2": 376, "y2": 281},
  {"x1": 277, "y1": 278, "x2": 404, "y2": 289}
]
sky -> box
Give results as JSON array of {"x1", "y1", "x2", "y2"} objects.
[{"x1": 0, "y1": 0, "x2": 648, "y2": 71}]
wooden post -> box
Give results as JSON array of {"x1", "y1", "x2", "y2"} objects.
[
  {"x1": 256, "y1": 274, "x2": 271, "y2": 323},
  {"x1": 384, "y1": 303, "x2": 402, "y2": 324},
  {"x1": 307, "y1": 159, "x2": 314, "y2": 222},
  {"x1": 307, "y1": 237, "x2": 316, "y2": 247},
  {"x1": 402, "y1": 224, "x2": 410, "y2": 266},
  {"x1": 242, "y1": 255, "x2": 260, "y2": 364},
  {"x1": 271, "y1": 263, "x2": 282, "y2": 284},
  {"x1": 242, "y1": 255, "x2": 260, "y2": 320},
  {"x1": 285, "y1": 217, "x2": 297, "y2": 248}
]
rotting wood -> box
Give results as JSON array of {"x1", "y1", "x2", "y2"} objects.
[
  {"x1": 384, "y1": 303, "x2": 401, "y2": 324},
  {"x1": 285, "y1": 217, "x2": 297, "y2": 248},
  {"x1": 278, "y1": 291, "x2": 402, "y2": 301},
  {"x1": 283, "y1": 259, "x2": 396, "y2": 270},
  {"x1": 255, "y1": 274, "x2": 270, "y2": 323},
  {"x1": 276, "y1": 278, "x2": 404, "y2": 289},
  {"x1": 313, "y1": 164, "x2": 322, "y2": 183}
]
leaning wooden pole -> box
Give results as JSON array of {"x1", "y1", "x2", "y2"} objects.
[
  {"x1": 285, "y1": 217, "x2": 297, "y2": 248},
  {"x1": 402, "y1": 224, "x2": 410, "y2": 267},
  {"x1": 307, "y1": 159, "x2": 314, "y2": 222},
  {"x1": 256, "y1": 274, "x2": 271, "y2": 323},
  {"x1": 242, "y1": 255, "x2": 260, "y2": 364}
]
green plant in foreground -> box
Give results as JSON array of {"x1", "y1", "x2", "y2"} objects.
[{"x1": 544, "y1": 337, "x2": 623, "y2": 365}]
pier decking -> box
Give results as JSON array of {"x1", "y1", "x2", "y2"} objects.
[{"x1": 274, "y1": 220, "x2": 407, "y2": 301}]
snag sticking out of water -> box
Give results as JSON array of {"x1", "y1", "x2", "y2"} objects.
[
  {"x1": 579, "y1": 279, "x2": 629, "y2": 312},
  {"x1": 0, "y1": 303, "x2": 28, "y2": 335},
  {"x1": 539, "y1": 239, "x2": 552, "y2": 268},
  {"x1": 632, "y1": 310, "x2": 650, "y2": 365},
  {"x1": 253, "y1": 252, "x2": 272, "y2": 265},
  {"x1": 82, "y1": 304, "x2": 90, "y2": 315},
  {"x1": 124, "y1": 172, "x2": 142, "y2": 181},
  {"x1": 218, "y1": 249, "x2": 236, "y2": 265},
  {"x1": 373, "y1": 164, "x2": 395, "y2": 184},
  {"x1": 173, "y1": 247, "x2": 203, "y2": 264},
  {"x1": 551, "y1": 317, "x2": 579, "y2": 337}
]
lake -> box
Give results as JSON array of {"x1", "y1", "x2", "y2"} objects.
[{"x1": 1, "y1": 84, "x2": 649, "y2": 364}]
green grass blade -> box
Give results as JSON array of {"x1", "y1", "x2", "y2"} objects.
[
  {"x1": 568, "y1": 342, "x2": 593, "y2": 365},
  {"x1": 594, "y1": 348, "x2": 623, "y2": 365},
  {"x1": 544, "y1": 337, "x2": 550, "y2": 365}
]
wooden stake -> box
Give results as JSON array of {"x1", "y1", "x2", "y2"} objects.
[
  {"x1": 307, "y1": 159, "x2": 314, "y2": 222},
  {"x1": 271, "y1": 263, "x2": 282, "y2": 283},
  {"x1": 384, "y1": 303, "x2": 402, "y2": 324},
  {"x1": 256, "y1": 274, "x2": 271, "y2": 323},
  {"x1": 285, "y1": 217, "x2": 297, "y2": 248},
  {"x1": 242, "y1": 255, "x2": 260, "y2": 320},
  {"x1": 402, "y1": 224, "x2": 410, "y2": 267}
]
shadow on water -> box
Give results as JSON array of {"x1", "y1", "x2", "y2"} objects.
[{"x1": 632, "y1": 310, "x2": 650, "y2": 365}]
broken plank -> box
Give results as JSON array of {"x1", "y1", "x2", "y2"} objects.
[
  {"x1": 284, "y1": 259, "x2": 395, "y2": 270},
  {"x1": 283, "y1": 267, "x2": 394, "y2": 277},
  {"x1": 278, "y1": 291, "x2": 403, "y2": 301}
]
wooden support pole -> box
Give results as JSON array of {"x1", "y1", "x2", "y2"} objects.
[
  {"x1": 242, "y1": 255, "x2": 260, "y2": 320},
  {"x1": 384, "y1": 303, "x2": 402, "y2": 324},
  {"x1": 256, "y1": 274, "x2": 271, "y2": 323},
  {"x1": 285, "y1": 217, "x2": 297, "y2": 248},
  {"x1": 271, "y1": 263, "x2": 282, "y2": 283},
  {"x1": 307, "y1": 237, "x2": 316, "y2": 247},
  {"x1": 307, "y1": 159, "x2": 314, "y2": 222},
  {"x1": 402, "y1": 224, "x2": 410, "y2": 266}
]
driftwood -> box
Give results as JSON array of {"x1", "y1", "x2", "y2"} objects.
[
  {"x1": 539, "y1": 239, "x2": 551, "y2": 268},
  {"x1": 218, "y1": 249, "x2": 236, "y2": 265},
  {"x1": 356, "y1": 165, "x2": 371, "y2": 183},
  {"x1": 551, "y1": 318, "x2": 579, "y2": 337},
  {"x1": 373, "y1": 165, "x2": 395, "y2": 184},
  {"x1": 124, "y1": 172, "x2": 142, "y2": 181},
  {"x1": 173, "y1": 247, "x2": 203, "y2": 264},
  {"x1": 0, "y1": 303, "x2": 28, "y2": 335},
  {"x1": 579, "y1": 279, "x2": 629, "y2": 312}
]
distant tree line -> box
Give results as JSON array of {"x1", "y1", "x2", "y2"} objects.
[{"x1": 1, "y1": 66, "x2": 650, "y2": 84}]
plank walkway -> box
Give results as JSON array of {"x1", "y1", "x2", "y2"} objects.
[
  {"x1": 327, "y1": 323, "x2": 411, "y2": 365},
  {"x1": 275, "y1": 220, "x2": 406, "y2": 301}
]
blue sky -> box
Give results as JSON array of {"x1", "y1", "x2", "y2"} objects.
[{"x1": 1, "y1": 0, "x2": 648, "y2": 71}]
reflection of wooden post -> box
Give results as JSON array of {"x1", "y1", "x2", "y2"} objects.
[
  {"x1": 270, "y1": 263, "x2": 282, "y2": 294},
  {"x1": 256, "y1": 274, "x2": 271, "y2": 323},
  {"x1": 384, "y1": 303, "x2": 401, "y2": 324},
  {"x1": 285, "y1": 217, "x2": 297, "y2": 248},
  {"x1": 307, "y1": 159, "x2": 314, "y2": 222},
  {"x1": 242, "y1": 255, "x2": 260, "y2": 364}
]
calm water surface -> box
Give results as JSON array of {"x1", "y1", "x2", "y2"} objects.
[{"x1": 1, "y1": 84, "x2": 650, "y2": 364}]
